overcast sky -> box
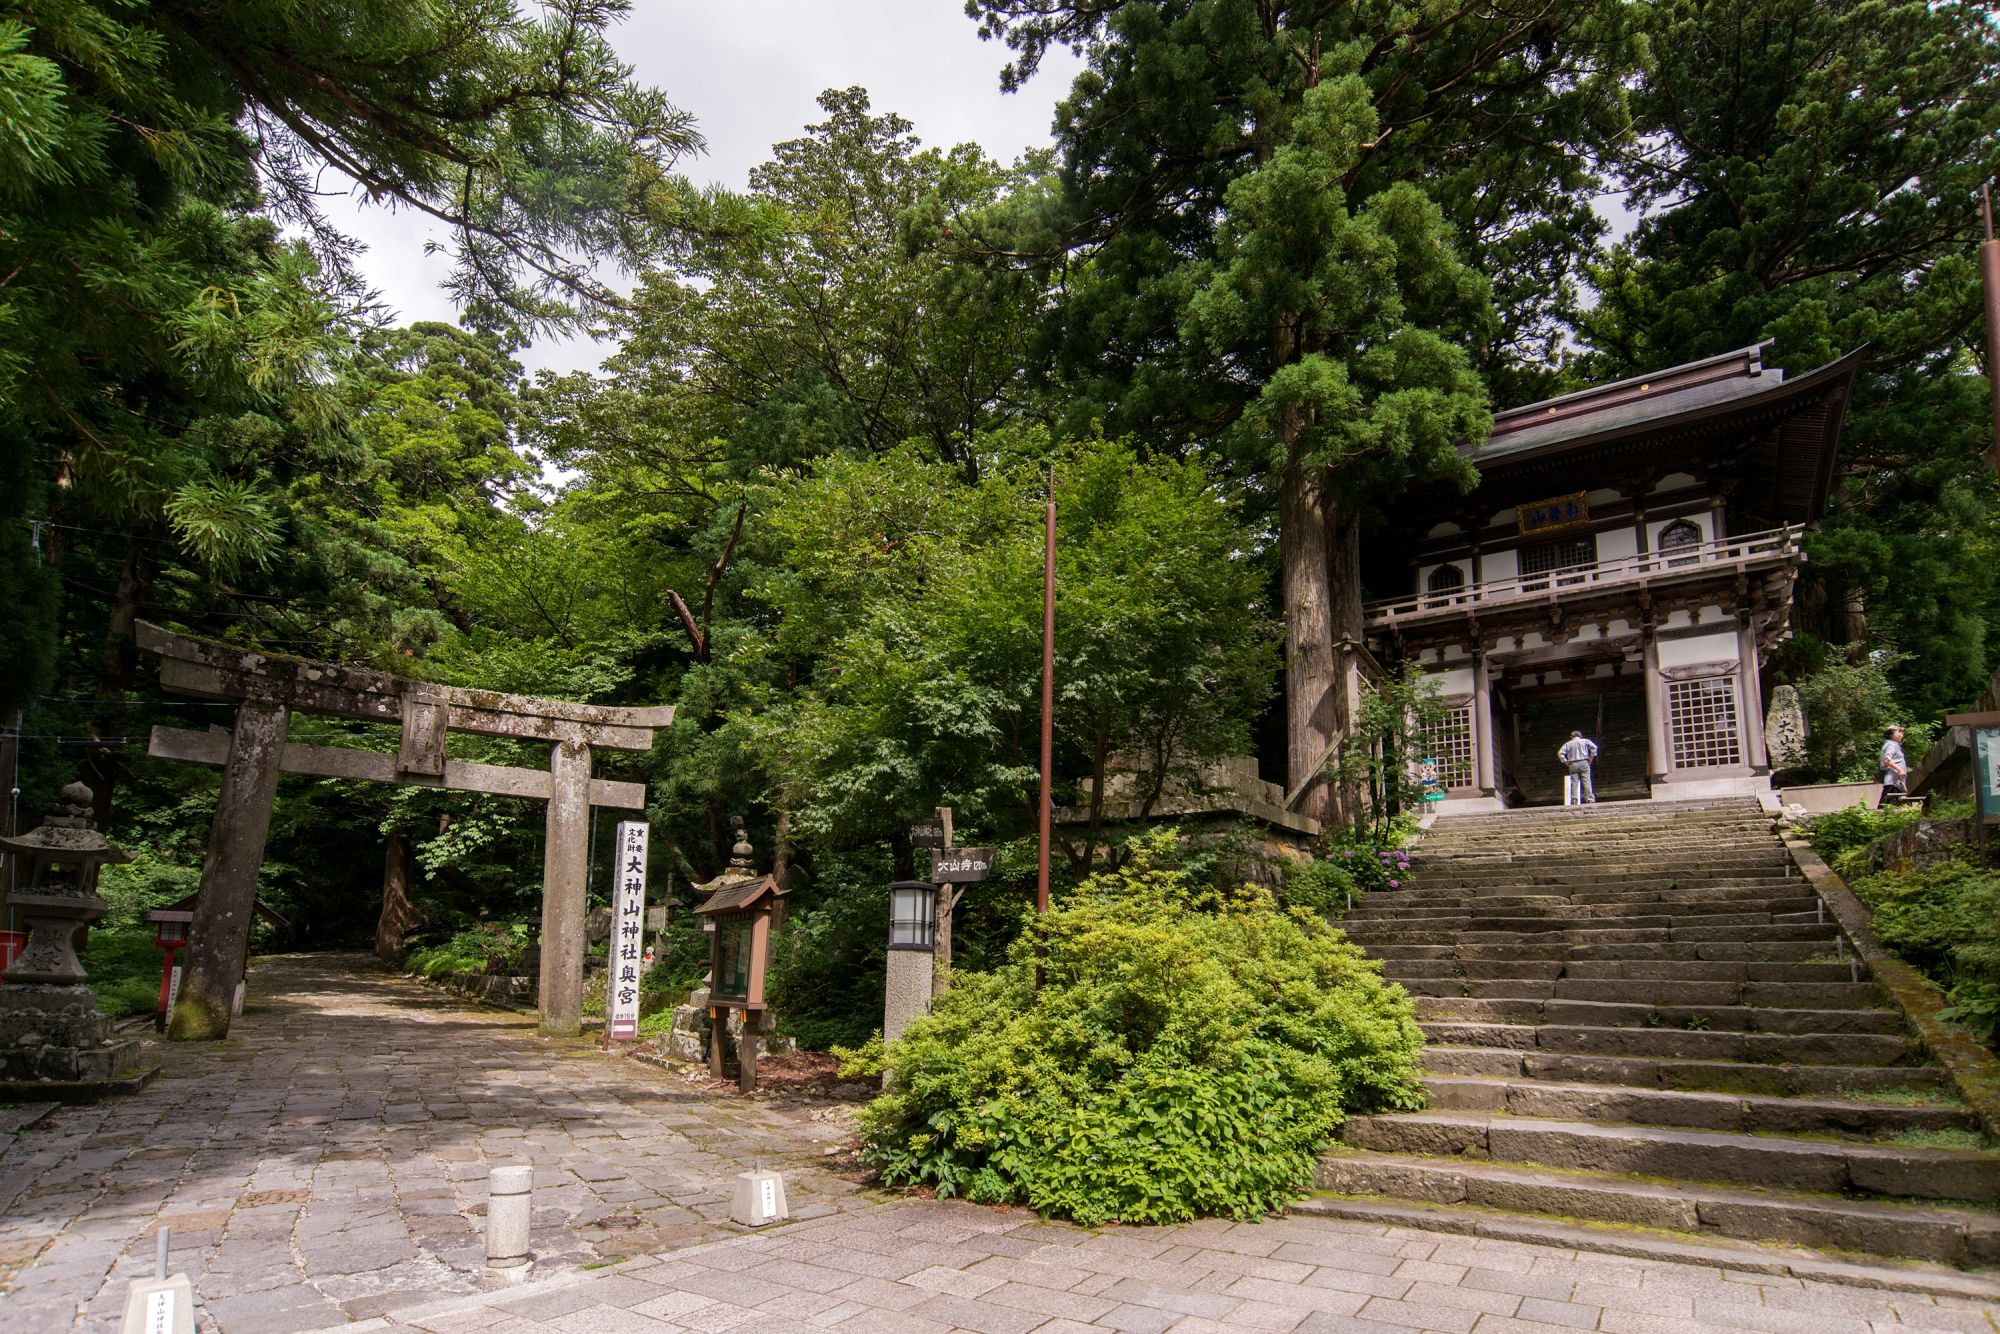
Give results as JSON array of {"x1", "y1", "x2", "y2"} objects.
[{"x1": 324, "y1": 2, "x2": 1081, "y2": 375}]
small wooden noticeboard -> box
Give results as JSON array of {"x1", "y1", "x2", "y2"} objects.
[
  {"x1": 910, "y1": 807, "x2": 953, "y2": 849},
  {"x1": 931, "y1": 847, "x2": 994, "y2": 883}
]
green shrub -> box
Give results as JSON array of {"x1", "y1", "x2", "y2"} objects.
[
  {"x1": 80, "y1": 924, "x2": 168, "y2": 1019},
  {"x1": 1847, "y1": 857, "x2": 2000, "y2": 1047},
  {"x1": 831, "y1": 1033, "x2": 887, "y2": 1080},
  {"x1": 1283, "y1": 860, "x2": 1358, "y2": 917},
  {"x1": 1800, "y1": 803, "x2": 1926, "y2": 868},
  {"x1": 858, "y1": 835, "x2": 1425, "y2": 1225},
  {"x1": 405, "y1": 921, "x2": 531, "y2": 978}
]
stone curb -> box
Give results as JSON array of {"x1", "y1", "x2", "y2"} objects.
[
  {"x1": 1781, "y1": 832, "x2": 2000, "y2": 1142},
  {"x1": 1293, "y1": 1195, "x2": 2000, "y2": 1300}
]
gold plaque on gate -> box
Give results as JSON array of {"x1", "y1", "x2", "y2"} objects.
[{"x1": 1518, "y1": 491, "x2": 1590, "y2": 535}]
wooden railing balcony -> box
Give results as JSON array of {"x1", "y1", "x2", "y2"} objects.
[{"x1": 1365, "y1": 525, "x2": 1805, "y2": 630}]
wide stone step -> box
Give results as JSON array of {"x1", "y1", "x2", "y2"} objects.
[
  {"x1": 1378, "y1": 880, "x2": 1808, "y2": 902},
  {"x1": 1412, "y1": 996, "x2": 1906, "y2": 1035},
  {"x1": 1417, "y1": 1021, "x2": 1920, "y2": 1065},
  {"x1": 1417, "y1": 1045, "x2": 1953, "y2": 1098},
  {"x1": 1420, "y1": 1074, "x2": 1981, "y2": 1137},
  {"x1": 1349, "y1": 898, "x2": 1823, "y2": 922},
  {"x1": 1382, "y1": 958, "x2": 1868, "y2": 985},
  {"x1": 1379, "y1": 939, "x2": 1847, "y2": 966},
  {"x1": 1311, "y1": 1152, "x2": 2000, "y2": 1264},
  {"x1": 1339, "y1": 1111, "x2": 2000, "y2": 1203},
  {"x1": 1350, "y1": 924, "x2": 1839, "y2": 947}
]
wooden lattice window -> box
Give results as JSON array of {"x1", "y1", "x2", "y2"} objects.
[
  {"x1": 1425, "y1": 563, "x2": 1466, "y2": 606},
  {"x1": 1520, "y1": 535, "x2": 1595, "y2": 590},
  {"x1": 1659, "y1": 519, "x2": 1702, "y2": 567},
  {"x1": 1421, "y1": 704, "x2": 1476, "y2": 790},
  {"x1": 1667, "y1": 676, "x2": 1742, "y2": 769}
]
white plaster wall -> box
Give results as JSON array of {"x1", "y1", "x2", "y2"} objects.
[
  {"x1": 1428, "y1": 665, "x2": 1475, "y2": 696},
  {"x1": 1483, "y1": 548, "x2": 1519, "y2": 583},
  {"x1": 1598, "y1": 527, "x2": 1638, "y2": 562},
  {"x1": 1658, "y1": 630, "x2": 1741, "y2": 670},
  {"x1": 1586, "y1": 488, "x2": 1624, "y2": 508},
  {"x1": 1653, "y1": 472, "x2": 1699, "y2": 494}
]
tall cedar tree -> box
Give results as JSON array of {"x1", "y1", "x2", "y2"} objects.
[
  {"x1": 1584, "y1": 0, "x2": 2000, "y2": 717},
  {"x1": 965, "y1": 0, "x2": 1636, "y2": 822}
]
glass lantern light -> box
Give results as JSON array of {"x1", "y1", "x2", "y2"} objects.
[{"x1": 886, "y1": 880, "x2": 937, "y2": 951}]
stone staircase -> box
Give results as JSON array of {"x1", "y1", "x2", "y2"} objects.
[{"x1": 1315, "y1": 798, "x2": 2000, "y2": 1267}]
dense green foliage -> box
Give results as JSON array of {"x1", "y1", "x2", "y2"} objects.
[
  {"x1": 7, "y1": 0, "x2": 1997, "y2": 1072},
  {"x1": 858, "y1": 839, "x2": 1425, "y2": 1223},
  {"x1": 1799, "y1": 804, "x2": 1931, "y2": 871},
  {"x1": 1844, "y1": 857, "x2": 2000, "y2": 1048}
]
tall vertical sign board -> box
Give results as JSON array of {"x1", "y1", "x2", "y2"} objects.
[{"x1": 607, "y1": 821, "x2": 648, "y2": 1041}]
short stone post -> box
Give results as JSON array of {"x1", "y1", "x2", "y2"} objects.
[
  {"x1": 730, "y1": 1161, "x2": 789, "y2": 1227},
  {"x1": 486, "y1": 1164, "x2": 534, "y2": 1269}
]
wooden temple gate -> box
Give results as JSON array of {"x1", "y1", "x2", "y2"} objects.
[{"x1": 136, "y1": 622, "x2": 673, "y2": 1038}]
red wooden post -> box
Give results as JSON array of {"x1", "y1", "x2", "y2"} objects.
[{"x1": 1036, "y1": 467, "x2": 1056, "y2": 988}]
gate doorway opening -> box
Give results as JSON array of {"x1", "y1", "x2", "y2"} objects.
[{"x1": 1504, "y1": 678, "x2": 1649, "y2": 806}]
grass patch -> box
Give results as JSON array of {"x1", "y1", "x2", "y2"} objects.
[
  {"x1": 1835, "y1": 1084, "x2": 1964, "y2": 1106},
  {"x1": 1883, "y1": 1126, "x2": 1987, "y2": 1152}
]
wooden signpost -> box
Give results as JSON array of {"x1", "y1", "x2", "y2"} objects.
[
  {"x1": 1946, "y1": 710, "x2": 2000, "y2": 865},
  {"x1": 136, "y1": 622, "x2": 672, "y2": 1039}
]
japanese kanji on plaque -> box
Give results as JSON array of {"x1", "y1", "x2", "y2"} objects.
[{"x1": 606, "y1": 820, "x2": 649, "y2": 1040}]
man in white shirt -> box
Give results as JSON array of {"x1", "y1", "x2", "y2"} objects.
[{"x1": 1558, "y1": 730, "x2": 1599, "y2": 805}]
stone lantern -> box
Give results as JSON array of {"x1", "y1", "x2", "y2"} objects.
[{"x1": 0, "y1": 782, "x2": 148, "y2": 1091}]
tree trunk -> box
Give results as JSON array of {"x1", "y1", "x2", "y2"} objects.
[
  {"x1": 375, "y1": 831, "x2": 419, "y2": 963},
  {"x1": 1325, "y1": 500, "x2": 1366, "y2": 828},
  {"x1": 81, "y1": 541, "x2": 151, "y2": 829},
  {"x1": 1282, "y1": 458, "x2": 1338, "y2": 827}
]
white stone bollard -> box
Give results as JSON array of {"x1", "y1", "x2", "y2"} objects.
[
  {"x1": 486, "y1": 1164, "x2": 535, "y2": 1269},
  {"x1": 730, "y1": 1161, "x2": 789, "y2": 1227}
]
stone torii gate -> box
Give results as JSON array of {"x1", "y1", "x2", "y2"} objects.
[{"x1": 136, "y1": 622, "x2": 673, "y2": 1039}]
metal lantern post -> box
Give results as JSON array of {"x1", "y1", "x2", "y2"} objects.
[{"x1": 149, "y1": 911, "x2": 191, "y2": 1032}]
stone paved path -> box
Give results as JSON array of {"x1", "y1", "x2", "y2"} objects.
[
  {"x1": 4, "y1": 954, "x2": 2000, "y2": 1334},
  {"x1": 0, "y1": 953, "x2": 868, "y2": 1331},
  {"x1": 330, "y1": 1198, "x2": 2000, "y2": 1334}
]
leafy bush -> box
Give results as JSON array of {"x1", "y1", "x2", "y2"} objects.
[
  {"x1": 1283, "y1": 859, "x2": 1358, "y2": 917},
  {"x1": 832, "y1": 1032, "x2": 887, "y2": 1080},
  {"x1": 80, "y1": 925, "x2": 168, "y2": 1018},
  {"x1": 405, "y1": 922, "x2": 530, "y2": 978},
  {"x1": 1846, "y1": 857, "x2": 2000, "y2": 1047},
  {"x1": 1800, "y1": 803, "x2": 1927, "y2": 870},
  {"x1": 858, "y1": 836, "x2": 1425, "y2": 1225}
]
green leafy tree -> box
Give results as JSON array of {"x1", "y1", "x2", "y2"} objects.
[
  {"x1": 962, "y1": 0, "x2": 1637, "y2": 823},
  {"x1": 1582, "y1": 0, "x2": 2000, "y2": 717}
]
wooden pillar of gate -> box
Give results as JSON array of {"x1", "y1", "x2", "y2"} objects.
[
  {"x1": 169, "y1": 699, "x2": 290, "y2": 1040},
  {"x1": 539, "y1": 738, "x2": 593, "y2": 1037}
]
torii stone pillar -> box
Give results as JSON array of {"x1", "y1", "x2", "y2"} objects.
[
  {"x1": 169, "y1": 699, "x2": 290, "y2": 1039},
  {"x1": 137, "y1": 623, "x2": 671, "y2": 1041}
]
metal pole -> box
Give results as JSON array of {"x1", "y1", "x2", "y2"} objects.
[
  {"x1": 1981, "y1": 184, "x2": 2000, "y2": 482},
  {"x1": 1036, "y1": 466, "x2": 1056, "y2": 988}
]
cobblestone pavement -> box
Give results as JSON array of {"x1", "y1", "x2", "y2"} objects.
[
  {"x1": 5, "y1": 955, "x2": 2000, "y2": 1334},
  {"x1": 337, "y1": 1199, "x2": 2000, "y2": 1334},
  {"x1": 0, "y1": 953, "x2": 869, "y2": 1331}
]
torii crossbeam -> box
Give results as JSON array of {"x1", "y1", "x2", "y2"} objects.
[{"x1": 136, "y1": 622, "x2": 673, "y2": 1039}]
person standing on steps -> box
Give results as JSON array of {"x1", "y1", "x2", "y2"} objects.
[
  {"x1": 1879, "y1": 725, "x2": 1908, "y2": 802},
  {"x1": 1559, "y1": 730, "x2": 1599, "y2": 805}
]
